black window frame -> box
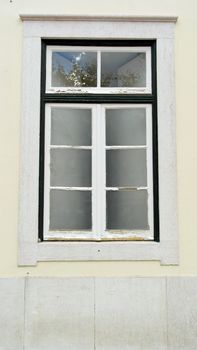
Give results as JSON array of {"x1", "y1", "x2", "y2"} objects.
[{"x1": 39, "y1": 39, "x2": 159, "y2": 242}]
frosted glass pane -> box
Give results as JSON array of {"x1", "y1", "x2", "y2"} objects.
[
  {"x1": 106, "y1": 149, "x2": 147, "y2": 187},
  {"x1": 101, "y1": 52, "x2": 146, "y2": 87},
  {"x1": 106, "y1": 108, "x2": 146, "y2": 146},
  {"x1": 52, "y1": 51, "x2": 97, "y2": 87},
  {"x1": 50, "y1": 149, "x2": 91, "y2": 187},
  {"x1": 50, "y1": 190, "x2": 91, "y2": 230},
  {"x1": 106, "y1": 190, "x2": 148, "y2": 230},
  {"x1": 51, "y1": 108, "x2": 91, "y2": 146}
]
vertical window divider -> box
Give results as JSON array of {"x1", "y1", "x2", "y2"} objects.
[
  {"x1": 92, "y1": 105, "x2": 99, "y2": 239},
  {"x1": 46, "y1": 47, "x2": 52, "y2": 91},
  {"x1": 146, "y1": 47, "x2": 152, "y2": 93},
  {"x1": 94, "y1": 104, "x2": 106, "y2": 239},
  {"x1": 43, "y1": 104, "x2": 51, "y2": 239},
  {"x1": 146, "y1": 104, "x2": 154, "y2": 239},
  {"x1": 97, "y1": 51, "x2": 101, "y2": 88},
  {"x1": 99, "y1": 104, "x2": 106, "y2": 239}
]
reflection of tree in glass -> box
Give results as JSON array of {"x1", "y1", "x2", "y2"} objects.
[
  {"x1": 102, "y1": 71, "x2": 138, "y2": 87},
  {"x1": 52, "y1": 62, "x2": 97, "y2": 87},
  {"x1": 119, "y1": 72, "x2": 138, "y2": 87}
]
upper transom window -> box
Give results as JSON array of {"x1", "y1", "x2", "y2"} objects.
[{"x1": 46, "y1": 46, "x2": 152, "y2": 93}]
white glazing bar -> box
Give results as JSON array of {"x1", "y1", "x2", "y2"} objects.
[
  {"x1": 106, "y1": 187, "x2": 148, "y2": 191},
  {"x1": 47, "y1": 87, "x2": 149, "y2": 94},
  {"x1": 91, "y1": 105, "x2": 98, "y2": 239},
  {"x1": 100, "y1": 231, "x2": 153, "y2": 240},
  {"x1": 47, "y1": 45, "x2": 151, "y2": 53},
  {"x1": 94, "y1": 104, "x2": 101, "y2": 239},
  {"x1": 43, "y1": 104, "x2": 51, "y2": 239},
  {"x1": 146, "y1": 104, "x2": 154, "y2": 239},
  {"x1": 46, "y1": 48, "x2": 52, "y2": 91},
  {"x1": 50, "y1": 145, "x2": 92, "y2": 149},
  {"x1": 50, "y1": 187, "x2": 92, "y2": 191},
  {"x1": 95, "y1": 105, "x2": 106, "y2": 239},
  {"x1": 45, "y1": 231, "x2": 93, "y2": 240},
  {"x1": 97, "y1": 51, "x2": 101, "y2": 88},
  {"x1": 105, "y1": 145, "x2": 147, "y2": 150},
  {"x1": 146, "y1": 47, "x2": 152, "y2": 93}
]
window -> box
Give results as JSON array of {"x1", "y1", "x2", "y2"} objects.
[
  {"x1": 19, "y1": 15, "x2": 178, "y2": 265},
  {"x1": 39, "y1": 40, "x2": 158, "y2": 242}
]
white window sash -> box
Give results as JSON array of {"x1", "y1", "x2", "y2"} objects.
[{"x1": 44, "y1": 103, "x2": 153, "y2": 241}]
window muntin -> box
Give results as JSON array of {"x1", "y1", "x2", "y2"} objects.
[
  {"x1": 46, "y1": 46, "x2": 151, "y2": 93},
  {"x1": 43, "y1": 103, "x2": 153, "y2": 241}
]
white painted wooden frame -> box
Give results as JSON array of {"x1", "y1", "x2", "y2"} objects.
[
  {"x1": 46, "y1": 46, "x2": 151, "y2": 94},
  {"x1": 44, "y1": 103, "x2": 153, "y2": 241},
  {"x1": 19, "y1": 15, "x2": 178, "y2": 265}
]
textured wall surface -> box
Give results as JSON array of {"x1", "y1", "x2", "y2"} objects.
[
  {"x1": 0, "y1": 277, "x2": 197, "y2": 350},
  {"x1": 1, "y1": 2, "x2": 196, "y2": 347},
  {"x1": 0, "y1": 0, "x2": 197, "y2": 276}
]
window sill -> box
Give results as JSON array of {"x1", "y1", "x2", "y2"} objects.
[{"x1": 18, "y1": 241, "x2": 178, "y2": 266}]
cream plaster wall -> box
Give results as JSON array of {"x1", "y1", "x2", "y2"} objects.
[{"x1": 0, "y1": 0, "x2": 196, "y2": 276}]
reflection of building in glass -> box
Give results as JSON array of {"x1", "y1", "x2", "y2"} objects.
[
  {"x1": 101, "y1": 52, "x2": 146, "y2": 87},
  {"x1": 118, "y1": 53, "x2": 146, "y2": 87}
]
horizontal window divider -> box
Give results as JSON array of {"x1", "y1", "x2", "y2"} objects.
[
  {"x1": 103, "y1": 231, "x2": 153, "y2": 240},
  {"x1": 106, "y1": 187, "x2": 148, "y2": 191},
  {"x1": 42, "y1": 94, "x2": 156, "y2": 104},
  {"x1": 42, "y1": 39, "x2": 156, "y2": 47},
  {"x1": 48, "y1": 229, "x2": 92, "y2": 235},
  {"x1": 46, "y1": 89, "x2": 150, "y2": 94},
  {"x1": 50, "y1": 186, "x2": 92, "y2": 191},
  {"x1": 44, "y1": 237, "x2": 153, "y2": 242},
  {"x1": 44, "y1": 230, "x2": 153, "y2": 241},
  {"x1": 50, "y1": 145, "x2": 92, "y2": 149},
  {"x1": 106, "y1": 145, "x2": 147, "y2": 149},
  {"x1": 44, "y1": 232, "x2": 94, "y2": 240}
]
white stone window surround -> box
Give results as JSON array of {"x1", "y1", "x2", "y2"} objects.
[{"x1": 19, "y1": 15, "x2": 178, "y2": 266}]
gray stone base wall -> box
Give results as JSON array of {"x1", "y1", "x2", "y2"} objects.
[{"x1": 0, "y1": 277, "x2": 197, "y2": 350}]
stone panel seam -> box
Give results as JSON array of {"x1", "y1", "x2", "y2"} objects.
[
  {"x1": 23, "y1": 276, "x2": 28, "y2": 350},
  {"x1": 94, "y1": 277, "x2": 96, "y2": 350},
  {"x1": 165, "y1": 277, "x2": 169, "y2": 350}
]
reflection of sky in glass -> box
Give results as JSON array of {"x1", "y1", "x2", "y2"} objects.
[
  {"x1": 52, "y1": 52, "x2": 96, "y2": 72},
  {"x1": 52, "y1": 51, "x2": 97, "y2": 87}
]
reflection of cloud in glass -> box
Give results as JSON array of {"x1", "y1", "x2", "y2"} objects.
[{"x1": 75, "y1": 52, "x2": 86, "y2": 62}]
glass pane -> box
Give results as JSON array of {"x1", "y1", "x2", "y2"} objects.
[
  {"x1": 106, "y1": 190, "x2": 148, "y2": 230},
  {"x1": 51, "y1": 108, "x2": 91, "y2": 146},
  {"x1": 101, "y1": 52, "x2": 146, "y2": 87},
  {"x1": 50, "y1": 190, "x2": 92, "y2": 230},
  {"x1": 106, "y1": 149, "x2": 147, "y2": 187},
  {"x1": 106, "y1": 108, "x2": 146, "y2": 146},
  {"x1": 52, "y1": 51, "x2": 97, "y2": 87},
  {"x1": 50, "y1": 149, "x2": 91, "y2": 187}
]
